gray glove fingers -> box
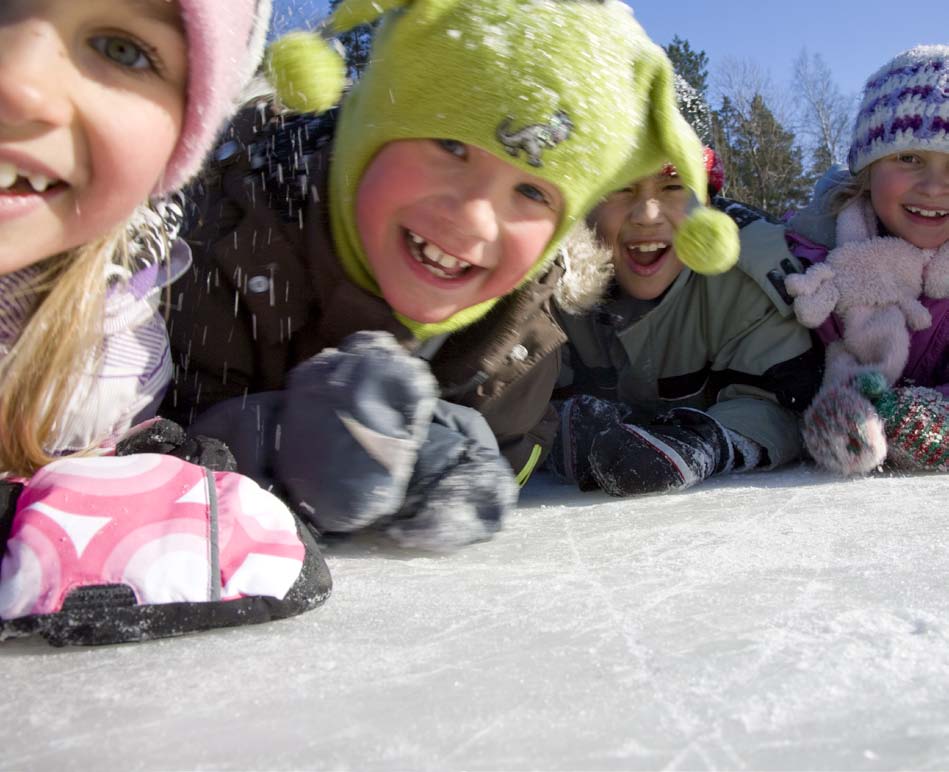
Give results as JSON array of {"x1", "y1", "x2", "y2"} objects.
[
  {"x1": 388, "y1": 407, "x2": 514, "y2": 551},
  {"x1": 277, "y1": 331, "x2": 439, "y2": 533},
  {"x1": 287, "y1": 330, "x2": 438, "y2": 446},
  {"x1": 429, "y1": 399, "x2": 500, "y2": 450},
  {"x1": 388, "y1": 439, "x2": 516, "y2": 552}
]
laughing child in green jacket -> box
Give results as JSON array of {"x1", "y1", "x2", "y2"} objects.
[{"x1": 551, "y1": 137, "x2": 823, "y2": 496}]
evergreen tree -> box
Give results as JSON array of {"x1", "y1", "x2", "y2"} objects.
[
  {"x1": 674, "y1": 74, "x2": 713, "y2": 145},
  {"x1": 712, "y1": 93, "x2": 809, "y2": 217},
  {"x1": 664, "y1": 36, "x2": 709, "y2": 98},
  {"x1": 328, "y1": 0, "x2": 376, "y2": 79}
]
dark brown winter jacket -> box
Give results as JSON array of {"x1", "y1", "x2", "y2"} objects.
[{"x1": 162, "y1": 106, "x2": 567, "y2": 481}]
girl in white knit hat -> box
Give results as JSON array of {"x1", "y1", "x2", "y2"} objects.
[
  {"x1": 0, "y1": 0, "x2": 272, "y2": 477},
  {"x1": 785, "y1": 45, "x2": 949, "y2": 476}
]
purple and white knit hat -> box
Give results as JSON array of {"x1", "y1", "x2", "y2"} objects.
[
  {"x1": 156, "y1": 0, "x2": 273, "y2": 194},
  {"x1": 848, "y1": 45, "x2": 949, "y2": 174}
]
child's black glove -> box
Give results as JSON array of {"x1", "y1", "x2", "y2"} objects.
[
  {"x1": 548, "y1": 395, "x2": 626, "y2": 490},
  {"x1": 115, "y1": 418, "x2": 236, "y2": 472},
  {"x1": 589, "y1": 407, "x2": 736, "y2": 496}
]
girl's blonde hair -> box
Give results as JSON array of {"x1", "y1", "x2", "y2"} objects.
[
  {"x1": 829, "y1": 166, "x2": 871, "y2": 215},
  {"x1": 0, "y1": 226, "x2": 132, "y2": 477}
]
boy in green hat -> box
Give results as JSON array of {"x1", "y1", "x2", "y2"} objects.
[{"x1": 163, "y1": 0, "x2": 739, "y2": 549}]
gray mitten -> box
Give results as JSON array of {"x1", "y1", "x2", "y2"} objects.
[
  {"x1": 276, "y1": 331, "x2": 438, "y2": 533},
  {"x1": 387, "y1": 401, "x2": 516, "y2": 551}
]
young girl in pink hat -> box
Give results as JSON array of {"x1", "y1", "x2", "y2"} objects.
[
  {"x1": 0, "y1": 0, "x2": 271, "y2": 477},
  {"x1": 0, "y1": 0, "x2": 334, "y2": 648}
]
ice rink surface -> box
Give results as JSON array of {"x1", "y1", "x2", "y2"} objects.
[{"x1": 3, "y1": 464, "x2": 949, "y2": 771}]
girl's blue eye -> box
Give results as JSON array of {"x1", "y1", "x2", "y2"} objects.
[
  {"x1": 437, "y1": 139, "x2": 467, "y2": 158},
  {"x1": 517, "y1": 183, "x2": 550, "y2": 206},
  {"x1": 897, "y1": 153, "x2": 921, "y2": 165},
  {"x1": 90, "y1": 35, "x2": 155, "y2": 71}
]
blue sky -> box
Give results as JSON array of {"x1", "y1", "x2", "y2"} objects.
[{"x1": 271, "y1": 0, "x2": 945, "y2": 99}]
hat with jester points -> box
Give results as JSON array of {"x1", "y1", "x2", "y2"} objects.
[{"x1": 267, "y1": 0, "x2": 739, "y2": 337}]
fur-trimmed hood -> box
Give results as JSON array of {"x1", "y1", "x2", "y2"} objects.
[
  {"x1": 553, "y1": 222, "x2": 615, "y2": 316},
  {"x1": 787, "y1": 165, "x2": 853, "y2": 248}
]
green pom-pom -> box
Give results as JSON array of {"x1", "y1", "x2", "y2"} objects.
[
  {"x1": 856, "y1": 370, "x2": 900, "y2": 420},
  {"x1": 855, "y1": 371, "x2": 889, "y2": 403},
  {"x1": 266, "y1": 32, "x2": 346, "y2": 114},
  {"x1": 673, "y1": 207, "x2": 740, "y2": 275}
]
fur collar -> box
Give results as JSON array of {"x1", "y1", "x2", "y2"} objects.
[
  {"x1": 836, "y1": 197, "x2": 880, "y2": 244},
  {"x1": 553, "y1": 222, "x2": 615, "y2": 315}
]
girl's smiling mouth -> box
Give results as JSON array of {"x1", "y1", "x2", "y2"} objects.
[{"x1": 0, "y1": 156, "x2": 67, "y2": 196}]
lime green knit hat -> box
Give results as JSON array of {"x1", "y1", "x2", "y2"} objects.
[{"x1": 268, "y1": 0, "x2": 739, "y2": 338}]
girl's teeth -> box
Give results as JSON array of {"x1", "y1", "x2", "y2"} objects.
[
  {"x1": 27, "y1": 174, "x2": 51, "y2": 193},
  {"x1": 409, "y1": 231, "x2": 425, "y2": 244},
  {"x1": 906, "y1": 205, "x2": 948, "y2": 218},
  {"x1": 0, "y1": 162, "x2": 59, "y2": 192},
  {"x1": 0, "y1": 163, "x2": 16, "y2": 189}
]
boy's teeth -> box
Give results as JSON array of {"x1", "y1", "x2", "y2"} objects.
[
  {"x1": 407, "y1": 230, "x2": 469, "y2": 275},
  {"x1": 631, "y1": 242, "x2": 668, "y2": 252},
  {"x1": 906, "y1": 205, "x2": 948, "y2": 218},
  {"x1": 421, "y1": 242, "x2": 462, "y2": 270}
]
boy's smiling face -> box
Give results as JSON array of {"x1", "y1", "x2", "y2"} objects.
[
  {"x1": 591, "y1": 169, "x2": 690, "y2": 301},
  {"x1": 355, "y1": 139, "x2": 563, "y2": 323}
]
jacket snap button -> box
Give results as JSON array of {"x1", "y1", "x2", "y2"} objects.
[
  {"x1": 509, "y1": 344, "x2": 529, "y2": 362},
  {"x1": 214, "y1": 140, "x2": 240, "y2": 163},
  {"x1": 248, "y1": 275, "x2": 271, "y2": 294}
]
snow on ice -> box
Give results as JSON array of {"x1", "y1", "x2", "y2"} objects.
[{"x1": 3, "y1": 464, "x2": 949, "y2": 770}]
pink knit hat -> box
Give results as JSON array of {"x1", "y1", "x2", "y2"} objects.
[{"x1": 155, "y1": 0, "x2": 273, "y2": 194}]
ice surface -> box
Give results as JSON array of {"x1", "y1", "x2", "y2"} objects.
[{"x1": 3, "y1": 464, "x2": 949, "y2": 771}]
